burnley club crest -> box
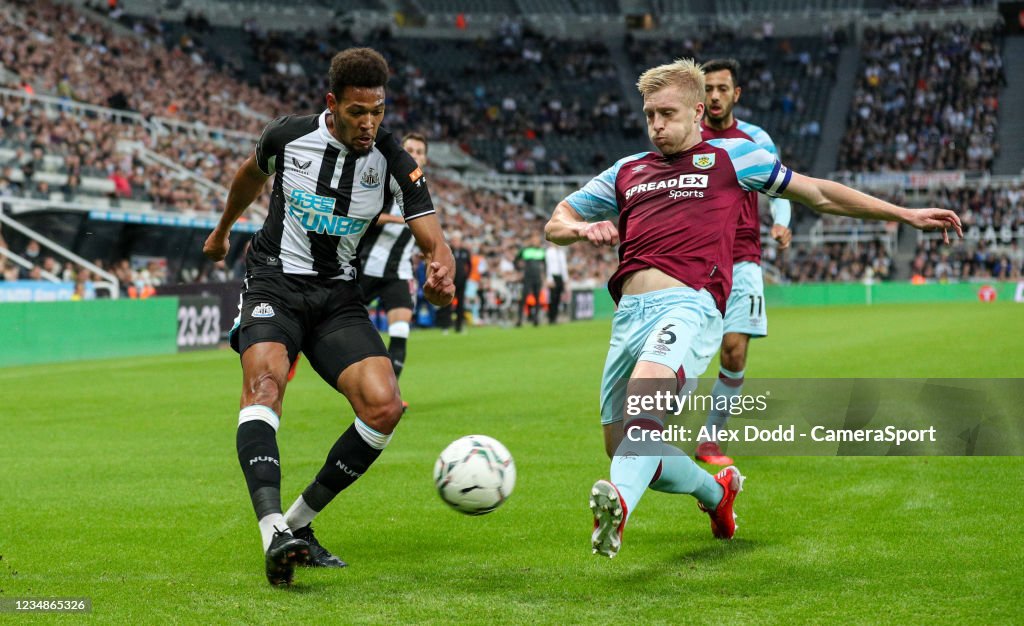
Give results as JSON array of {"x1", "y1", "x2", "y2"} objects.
[{"x1": 693, "y1": 153, "x2": 715, "y2": 169}]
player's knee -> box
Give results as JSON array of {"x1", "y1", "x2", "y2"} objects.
[
  {"x1": 248, "y1": 372, "x2": 284, "y2": 408},
  {"x1": 359, "y1": 392, "x2": 404, "y2": 434}
]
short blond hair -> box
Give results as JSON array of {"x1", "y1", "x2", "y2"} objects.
[{"x1": 636, "y1": 58, "x2": 705, "y2": 104}]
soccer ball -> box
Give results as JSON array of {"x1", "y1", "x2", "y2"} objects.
[{"x1": 433, "y1": 435, "x2": 516, "y2": 515}]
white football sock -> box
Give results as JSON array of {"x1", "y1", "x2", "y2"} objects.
[
  {"x1": 284, "y1": 496, "x2": 318, "y2": 531},
  {"x1": 354, "y1": 416, "x2": 392, "y2": 450},
  {"x1": 258, "y1": 513, "x2": 289, "y2": 553}
]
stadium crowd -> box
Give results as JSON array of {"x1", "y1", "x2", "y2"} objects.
[
  {"x1": 0, "y1": 0, "x2": 1018, "y2": 306},
  {"x1": 768, "y1": 240, "x2": 895, "y2": 284},
  {"x1": 933, "y1": 183, "x2": 1024, "y2": 243},
  {"x1": 0, "y1": 0, "x2": 277, "y2": 132},
  {"x1": 246, "y1": 19, "x2": 628, "y2": 175},
  {"x1": 837, "y1": 23, "x2": 1005, "y2": 173},
  {"x1": 0, "y1": 93, "x2": 265, "y2": 216},
  {"x1": 909, "y1": 183, "x2": 1024, "y2": 280},
  {"x1": 0, "y1": 231, "x2": 171, "y2": 300}
]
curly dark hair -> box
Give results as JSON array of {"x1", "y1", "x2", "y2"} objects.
[
  {"x1": 328, "y1": 48, "x2": 390, "y2": 97},
  {"x1": 702, "y1": 58, "x2": 741, "y2": 87}
]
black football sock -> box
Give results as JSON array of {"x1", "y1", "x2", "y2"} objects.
[
  {"x1": 284, "y1": 418, "x2": 392, "y2": 529},
  {"x1": 389, "y1": 337, "x2": 407, "y2": 378},
  {"x1": 237, "y1": 405, "x2": 287, "y2": 552},
  {"x1": 387, "y1": 321, "x2": 409, "y2": 379}
]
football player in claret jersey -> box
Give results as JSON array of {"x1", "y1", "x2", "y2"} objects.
[
  {"x1": 203, "y1": 48, "x2": 455, "y2": 586},
  {"x1": 544, "y1": 58, "x2": 961, "y2": 558},
  {"x1": 696, "y1": 58, "x2": 792, "y2": 465}
]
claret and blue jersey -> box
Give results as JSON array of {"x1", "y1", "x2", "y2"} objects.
[
  {"x1": 565, "y1": 137, "x2": 790, "y2": 313},
  {"x1": 700, "y1": 118, "x2": 793, "y2": 264}
]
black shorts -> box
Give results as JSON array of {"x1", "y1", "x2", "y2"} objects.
[
  {"x1": 359, "y1": 275, "x2": 414, "y2": 311},
  {"x1": 229, "y1": 272, "x2": 388, "y2": 386}
]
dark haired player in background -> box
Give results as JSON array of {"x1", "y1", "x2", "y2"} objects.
[
  {"x1": 696, "y1": 58, "x2": 793, "y2": 465},
  {"x1": 358, "y1": 132, "x2": 430, "y2": 405}
]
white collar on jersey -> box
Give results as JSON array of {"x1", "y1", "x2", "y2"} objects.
[{"x1": 318, "y1": 109, "x2": 347, "y2": 150}]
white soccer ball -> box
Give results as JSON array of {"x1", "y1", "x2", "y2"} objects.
[{"x1": 433, "y1": 435, "x2": 516, "y2": 515}]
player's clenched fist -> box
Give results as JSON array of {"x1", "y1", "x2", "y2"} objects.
[
  {"x1": 203, "y1": 230, "x2": 230, "y2": 261},
  {"x1": 424, "y1": 261, "x2": 455, "y2": 307},
  {"x1": 581, "y1": 221, "x2": 619, "y2": 247},
  {"x1": 770, "y1": 224, "x2": 792, "y2": 250}
]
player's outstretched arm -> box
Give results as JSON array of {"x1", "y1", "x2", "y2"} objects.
[
  {"x1": 545, "y1": 201, "x2": 618, "y2": 247},
  {"x1": 203, "y1": 154, "x2": 269, "y2": 261},
  {"x1": 781, "y1": 172, "x2": 963, "y2": 244},
  {"x1": 407, "y1": 214, "x2": 456, "y2": 307}
]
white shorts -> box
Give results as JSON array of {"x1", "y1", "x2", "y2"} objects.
[{"x1": 723, "y1": 261, "x2": 768, "y2": 338}]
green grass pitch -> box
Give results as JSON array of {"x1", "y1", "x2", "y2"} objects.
[{"x1": 1, "y1": 302, "x2": 1021, "y2": 623}]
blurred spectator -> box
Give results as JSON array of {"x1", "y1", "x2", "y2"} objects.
[
  {"x1": 31, "y1": 180, "x2": 50, "y2": 200},
  {"x1": 41, "y1": 255, "x2": 59, "y2": 276},
  {"x1": 204, "y1": 259, "x2": 233, "y2": 283},
  {"x1": 109, "y1": 169, "x2": 132, "y2": 198},
  {"x1": 61, "y1": 173, "x2": 81, "y2": 201},
  {"x1": 22, "y1": 240, "x2": 41, "y2": 265},
  {"x1": 2, "y1": 260, "x2": 19, "y2": 281}
]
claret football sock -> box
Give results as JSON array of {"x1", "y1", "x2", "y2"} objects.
[{"x1": 702, "y1": 367, "x2": 745, "y2": 441}]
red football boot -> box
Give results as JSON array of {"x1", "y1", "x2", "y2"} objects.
[
  {"x1": 698, "y1": 465, "x2": 745, "y2": 539},
  {"x1": 286, "y1": 355, "x2": 300, "y2": 382},
  {"x1": 695, "y1": 441, "x2": 734, "y2": 466}
]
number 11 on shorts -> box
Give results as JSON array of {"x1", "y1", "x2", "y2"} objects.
[{"x1": 748, "y1": 295, "x2": 763, "y2": 318}]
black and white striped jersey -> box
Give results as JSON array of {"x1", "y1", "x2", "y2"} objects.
[
  {"x1": 357, "y1": 201, "x2": 416, "y2": 280},
  {"x1": 246, "y1": 110, "x2": 433, "y2": 280}
]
